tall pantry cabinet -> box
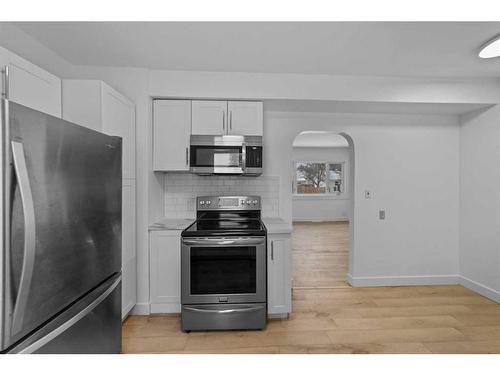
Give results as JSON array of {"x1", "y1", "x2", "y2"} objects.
[
  {"x1": 62, "y1": 80, "x2": 137, "y2": 319},
  {"x1": 1, "y1": 47, "x2": 137, "y2": 318},
  {"x1": 0, "y1": 46, "x2": 62, "y2": 117}
]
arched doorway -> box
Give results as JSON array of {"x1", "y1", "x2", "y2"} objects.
[{"x1": 290, "y1": 131, "x2": 355, "y2": 288}]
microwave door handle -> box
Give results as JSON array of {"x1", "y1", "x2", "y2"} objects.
[
  {"x1": 10, "y1": 141, "x2": 36, "y2": 335},
  {"x1": 241, "y1": 142, "x2": 246, "y2": 173},
  {"x1": 2, "y1": 65, "x2": 9, "y2": 99}
]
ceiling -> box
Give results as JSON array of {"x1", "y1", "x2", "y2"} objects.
[{"x1": 12, "y1": 22, "x2": 500, "y2": 78}]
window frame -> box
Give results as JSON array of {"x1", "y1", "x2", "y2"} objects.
[{"x1": 293, "y1": 160, "x2": 346, "y2": 197}]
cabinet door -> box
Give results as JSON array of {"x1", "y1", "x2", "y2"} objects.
[
  {"x1": 227, "y1": 101, "x2": 263, "y2": 136},
  {"x1": 267, "y1": 234, "x2": 292, "y2": 315},
  {"x1": 0, "y1": 46, "x2": 62, "y2": 118},
  {"x1": 153, "y1": 100, "x2": 191, "y2": 171},
  {"x1": 62, "y1": 80, "x2": 102, "y2": 131},
  {"x1": 101, "y1": 84, "x2": 136, "y2": 179},
  {"x1": 191, "y1": 100, "x2": 227, "y2": 135},
  {"x1": 149, "y1": 231, "x2": 182, "y2": 313},
  {"x1": 122, "y1": 179, "x2": 137, "y2": 318}
]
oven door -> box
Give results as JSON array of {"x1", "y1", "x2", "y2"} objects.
[{"x1": 181, "y1": 237, "x2": 266, "y2": 304}]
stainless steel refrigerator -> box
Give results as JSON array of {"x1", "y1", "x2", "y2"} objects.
[{"x1": 0, "y1": 99, "x2": 122, "y2": 353}]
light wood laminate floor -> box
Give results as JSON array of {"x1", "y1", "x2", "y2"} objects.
[
  {"x1": 292, "y1": 221, "x2": 349, "y2": 288},
  {"x1": 123, "y1": 223, "x2": 500, "y2": 354}
]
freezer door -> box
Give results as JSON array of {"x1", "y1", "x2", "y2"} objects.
[
  {"x1": 1, "y1": 100, "x2": 122, "y2": 350},
  {"x1": 6, "y1": 273, "x2": 122, "y2": 354}
]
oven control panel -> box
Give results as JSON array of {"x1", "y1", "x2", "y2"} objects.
[{"x1": 197, "y1": 195, "x2": 261, "y2": 210}]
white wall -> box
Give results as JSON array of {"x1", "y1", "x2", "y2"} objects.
[
  {"x1": 459, "y1": 105, "x2": 500, "y2": 302},
  {"x1": 292, "y1": 146, "x2": 350, "y2": 221},
  {"x1": 266, "y1": 111, "x2": 460, "y2": 284},
  {"x1": 149, "y1": 70, "x2": 500, "y2": 105}
]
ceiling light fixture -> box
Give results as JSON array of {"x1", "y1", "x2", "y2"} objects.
[{"x1": 478, "y1": 34, "x2": 500, "y2": 59}]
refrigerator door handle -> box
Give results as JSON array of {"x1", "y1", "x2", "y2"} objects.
[{"x1": 10, "y1": 141, "x2": 36, "y2": 335}]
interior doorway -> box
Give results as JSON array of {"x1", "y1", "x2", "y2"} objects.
[
  {"x1": 292, "y1": 222, "x2": 349, "y2": 288},
  {"x1": 291, "y1": 131, "x2": 353, "y2": 289}
]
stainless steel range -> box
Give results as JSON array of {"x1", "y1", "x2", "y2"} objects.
[{"x1": 181, "y1": 195, "x2": 267, "y2": 331}]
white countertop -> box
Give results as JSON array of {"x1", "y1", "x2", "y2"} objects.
[
  {"x1": 149, "y1": 218, "x2": 194, "y2": 231},
  {"x1": 262, "y1": 217, "x2": 293, "y2": 234}
]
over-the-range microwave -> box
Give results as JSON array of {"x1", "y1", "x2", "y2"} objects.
[{"x1": 189, "y1": 135, "x2": 263, "y2": 176}]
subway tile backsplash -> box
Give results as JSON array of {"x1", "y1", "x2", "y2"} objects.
[{"x1": 163, "y1": 173, "x2": 280, "y2": 218}]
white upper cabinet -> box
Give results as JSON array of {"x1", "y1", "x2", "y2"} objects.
[
  {"x1": 191, "y1": 100, "x2": 263, "y2": 136},
  {"x1": 191, "y1": 100, "x2": 227, "y2": 135},
  {"x1": 153, "y1": 100, "x2": 191, "y2": 171},
  {"x1": 62, "y1": 80, "x2": 102, "y2": 131},
  {"x1": 62, "y1": 80, "x2": 136, "y2": 179},
  {"x1": 0, "y1": 46, "x2": 62, "y2": 118},
  {"x1": 227, "y1": 101, "x2": 263, "y2": 136}
]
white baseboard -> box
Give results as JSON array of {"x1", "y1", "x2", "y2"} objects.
[
  {"x1": 130, "y1": 302, "x2": 150, "y2": 315},
  {"x1": 292, "y1": 218, "x2": 349, "y2": 223},
  {"x1": 347, "y1": 274, "x2": 460, "y2": 287},
  {"x1": 150, "y1": 303, "x2": 181, "y2": 314},
  {"x1": 460, "y1": 276, "x2": 500, "y2": 303},
  {"x1": 121, "y1": 302, "x2": 135, "y2": 320},
  {"x1": 268, "y1": 313, "x2": 289, "y2": 319},
  {"x1": 346, "y1": 273, "x2": 354, "y2": 286}
]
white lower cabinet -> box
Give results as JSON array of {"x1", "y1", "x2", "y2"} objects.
[
  {"x1": 148, "y1": 230, "x2": 292, "y2": 317},
  {"x1": 149, "y1": 230, "x2": 182, "y2": 313},
  {"x1": 267, "y1": 233, "x2": 292, "y2": 315}
]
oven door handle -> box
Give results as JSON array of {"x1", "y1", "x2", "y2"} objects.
[
  {"x1": 182, "y1": 238, "x2": 265, "y2": 246},
  {"x1": 183, "y1": 305, "x2": 264, "y2": 314}
]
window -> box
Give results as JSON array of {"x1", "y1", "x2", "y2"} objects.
[{"x1": 294, "y1": 162, "x2": 344, "y2": 194}]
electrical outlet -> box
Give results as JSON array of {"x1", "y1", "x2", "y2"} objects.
[
  {"x1": 365, "y1": 190, "x2": 372, "y2": 199},
  {"x1": 379, "y1": 210, "x2": 386, "y2": 220}
]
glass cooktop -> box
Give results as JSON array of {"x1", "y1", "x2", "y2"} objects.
[{"x1": 182, "y1": 218, "x2": 266, "y2": 237}]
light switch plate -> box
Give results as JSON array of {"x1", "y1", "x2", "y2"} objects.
[{"x1": 379, "y1": 210, "x2": 386, "y2": 220}]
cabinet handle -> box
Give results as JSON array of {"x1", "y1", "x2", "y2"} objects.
[
  {"x1": 185, "y1": 147, "x2": 189, "y2": 166},
  {"x1": 229, "y1": 110, "x2": 232, "y2": 131},
  {"x1": 222, "y1": 111, "x2": 225, "y2": 132},
  {"x1": 271, "y1": 241, "x2": 274, "y2": 261},
  {"x1": 2, "y1": 65, "x2": 9, "y2": 99}
]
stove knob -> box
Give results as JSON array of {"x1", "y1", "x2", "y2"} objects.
[
  {"x1": 253, "y1": 200, "x2": 258, "y2": 205},
  {"x1": 200, "y1": 200, "x2": 205, "y2": 205},
  {"x1": 207, "y1": 200, "x2": 211, "y2": 205},
  {"x1": 246, "y1": 200, "x2": 251, "y2": 205}
]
